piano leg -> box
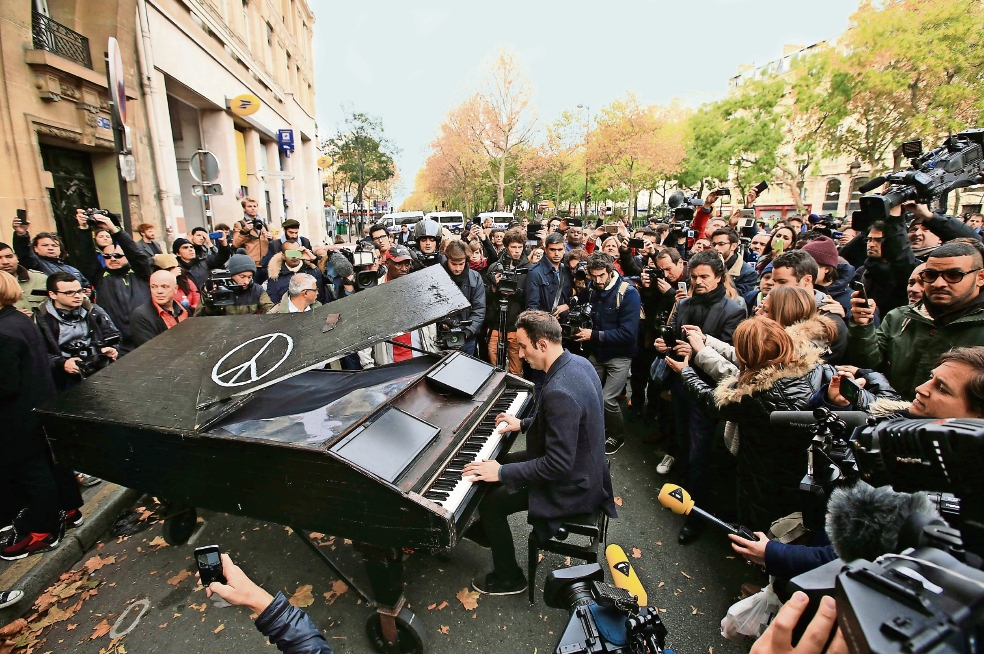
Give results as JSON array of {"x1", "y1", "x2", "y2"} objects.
[{"x1": 357, "y1": 543, "x2": 428, "y2": 654}]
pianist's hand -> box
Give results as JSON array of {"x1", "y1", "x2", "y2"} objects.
[
  {"x1": 199, "y1": 553, "x2": 274, "y2": 616},
  {"x1": 462, "y1": 459, "x2": 501, "y2": 483},
  {"x1": 495, "y1": 413, "x2": 520, "y2": 433}
]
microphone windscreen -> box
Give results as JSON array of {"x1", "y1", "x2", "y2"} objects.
[
  {"x1": 826, "y1": 482, "x2": 937, "y2": 562},
  {"x1": 657, "y1": 484, "x2": 693, "y2": 516},
  {"x1": 858, "y1": 176, "x2": 887, "y2": 194},
  {"x1": 330, "y1": 252, "x2": 354, "y2": 280},
  {"x1": 605, "y1": 545, "x2": 648, "y2": 606}
]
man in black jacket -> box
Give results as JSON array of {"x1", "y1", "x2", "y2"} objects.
[
  {"x1": 129, "y1": 270, "x2": 189, "y2": 348},
  {"x1": 441, "y1": 240, "x2": 486, "y2": 356},
  {"x1": 70, "y1": 212, "x2": 152, "y2": 355},
  {"x1": 462, "y1": 311, "x2": 618, "y2": 595},
  {"x1": 486, "y1": 229, "x2": 529, "y2": 374},
  {"x1": 655, "y1": 250, "x2": 745, "y2": 544}
]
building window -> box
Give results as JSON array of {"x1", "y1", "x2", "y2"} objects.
[
  {"x1": 847, "y1": 177, "x2": 869, "y2": 213},
  {"x1": 822, "y1": 179, "x2": 842, "y2": 212}
]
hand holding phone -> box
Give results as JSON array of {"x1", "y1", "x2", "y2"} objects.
[
  {"x1": 16, "y1": 209, "x2": 28, "y2": 226},
  {"x1": 196, "y1": 545, "x2": 227, "y2": 587}
]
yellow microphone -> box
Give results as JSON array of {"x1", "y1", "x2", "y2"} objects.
[
  {"x1": 605, "y1": 544, "x2": 648, "y2": 606},
  {"x1": 658, "y1": 483, "x2": 760, "y2": 541}
]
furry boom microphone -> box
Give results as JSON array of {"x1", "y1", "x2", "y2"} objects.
[{"x1": 825, "y1": 482, "x2": 938, "y2": 562}]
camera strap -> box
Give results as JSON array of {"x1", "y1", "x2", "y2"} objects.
[{"x1": 550, "y1": 269, "x2": 564, "y2": 313}]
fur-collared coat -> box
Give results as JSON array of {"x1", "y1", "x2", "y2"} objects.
[
  {"x1": 680, "y1": 344, "x2": 831, "y2": 530},
  {"x1": 265, "y1": 252, "x2": 327, "y2": 305}
]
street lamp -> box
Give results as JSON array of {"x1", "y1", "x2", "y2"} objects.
[
  {"x1": 577, "y1": 104, "x2": 590, "y2": 217},
  {"x1": 849, "y1": 158, "x2": 862, "y2": 177}
]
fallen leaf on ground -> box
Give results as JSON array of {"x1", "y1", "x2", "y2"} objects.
[
  {"x1": 565, "y1": 557, "x2": 571, "y2": 566},
  {"x1": 439, "y1": 625, "x2": 449, "y2": 635},
  {"x1": 631, "y1": 548, "x2": 642, "y2": 559},
  {"x1": 322, "y1": 580, "x2": 348, "y2": 605},
  {"x1": 0, "y1": 619, "x2": 27, "y2": 637},
  {"x1": 289, "y1": 585, "x2": 314, "y2": 608},
  {"x1": 66, "y1": 624, "x2": 78, "y2": 631},
  {"x1": 655, "y1": 541, "x2": 662, "y2": 546},
  {"x1": 139, "y1": 510, "x2": 154, "y2": 521},
  {"x1": 436, "y1": 600, "x2": 448, "y2": 610},
  {"x1": 613, "y1": 496, "x2": 623, "y2": 506},
  {"x1": 213, "y1": 624, "x2": 225, "y2": 634},
  {"x1": 284, "y1": 527, "x2": 293, "y2": 536},
  {"x1": 159, "y1": 623, "x2": 168, "y2": 628},
  {"x1": 455, "y1": 589, "x2": 479, "y2": 611},
  {"x1": 90, "y1": 620, "x2": 110, "y2": 640},
  {"x1": 309, "y1": 532, "x2": 326, "y2": 539},
  {"x1": 537, "y1": 553, "x2": 544, "y2": 563},
  {"x1": 167, "y1": 570, "x2": 192, "y2": 586},
  {"x1": 657, "y1": 582, "x2": 665, "y2": 588},
  {"x1": 710, "y1": 648, "x2": 714, "y2": 654},
  {"x1": 148, "y1": 536, "x2": 168, "y2": 550},
  {"x1": 427, "y1": 604, "x2": 436, "y2": 611},
  {"x1": 681, "y1": 571, "x2": 691, "y2": 579}
]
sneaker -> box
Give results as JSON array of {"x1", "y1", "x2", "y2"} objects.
[
  {"x1": 1, "y1": 532, "x2": 60, "y2": 560},
  {"x1": 604, "y1": 436, "x2": 625, "y2": 455},
  {"x1": 65, "y1": 509, "x2": 85, "y2": 529},
  {"x1": 656, "y1": 455, "x2": 675, "y2": 475},
  {"x1": 627, "y1": 406, "x2": 641, "y2": 423},
  {"x1": 471, "y1": 572, "x2": 527, "y2": 596},
  {"x1": 0, "y1": 525, "x2": 15, "y2": 550},
  {"x1": 76, "y1": 473, "x2": 102, "y2": 488},
  {"x1": 0, "y1": 590, "x2": 24, "y2": 609}
]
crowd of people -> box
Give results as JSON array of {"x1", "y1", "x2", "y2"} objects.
[{"x1": 1, "y1": 188, "x2": 983, "y2": 650}]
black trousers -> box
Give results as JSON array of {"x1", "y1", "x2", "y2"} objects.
[
  {"x1": 478, "y1": 450, "x2": 530, "y2": 581},
  {"x1": 0, "y1": 454, "x2": 63, "y2": 534}
]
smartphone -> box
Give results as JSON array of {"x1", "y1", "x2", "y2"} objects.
[
  {"x1": 604, "y1": 224, "x2": 618, "y2": 234},
  {"x1": 195, "y1": 545, "x2": 226, "y2": 587},
  {"x1": 526, "y1": 225, "x2": 540, "y2": 240},
  {"x1": 208, "y1": 231, "x2": 223, "y2": 241},
  {"x1": 773, "y1": 239, "x2": 785, "y2": 254},
  {"x1": 16, "y1": 209, "x2": 28, "y2": 226},
  {"x1": 850, "y1": 280, "x2": 869, "y2": 306},
  {"x1": 662, "y1": 325, "x2": 678, "y2": 348},
  {"x1": 754, "y1": 181, "x2": 769, "y2": 195},
  {"x1": 677, "y1": 282, "x2": 687, "y2": 293},
  {"x1": 714, "y1": 188, "x2": 731, "y2": 198},
  {"x1": 839, "y1": 376, "x2": 862, "y2": 405},
  {"x1": 594, "y1": 218, "x2": 604, "y2": 229},
  {"x1": 628, "y1": 237, "x2": 645, "y2": 249}
]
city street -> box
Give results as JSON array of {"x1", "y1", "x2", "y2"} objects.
[{"x1": 2, "y1": 418, "x2": 759, "y2": 654}]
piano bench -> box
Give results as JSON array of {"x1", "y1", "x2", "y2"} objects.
[{"x1": 527, "y1": 509, "x2": 609, "y2": 605}]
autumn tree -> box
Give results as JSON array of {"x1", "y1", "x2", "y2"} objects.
[
  {"x1": 516, "y1": 110, "x2": 585, "y2": 214},
  {"x1": 323, "y1": 111, "x2": 400, "y2": 210}
]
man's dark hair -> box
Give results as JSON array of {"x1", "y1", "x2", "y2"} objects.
[
  {"x1": 773, "y1": 250, "x2": 819, "y2": 283},
  {"x1": 32, "y1": 232, "x2": 64, "y2": 251},
  {"x1": 444, "y1": 240, "x2": 467, "y2": 260},
  {"x1": 868, "y1": 221, "x2": 886, "y2": 234},
  {"x1": 502, "y1": 228, "x2": 526, "y2": 248},
  {"x1": 369, "y1": 223, "x2": 388, "y2": 238},
  {"x1": 711, "y1": 227, "x2": 739, "y2": 244},
  {"x1": 190, "y1": 226, "x2": 208, "y2": 235},
  {"x1": 936, "y1": 347, "x2": 984, "y2": 417},
  {"x1": 638, "y1": 228, "x2": 656, "y2": 237},
  {"x1": 687, "y1": 250, "x2": 726, "y2": 279},
  {"x1": 586, "y1": 252, "x2": 614, "y2": 274},
  {"x1": 214, "y1": 223, "x2": 230, "y2": 231},
  {"x1": 0, "y1": 242, "x2": 11, "y2": 254},
  {"x1": 656, "y1": 247, "x2": 682, "y2": 264},
  {"x1": 928, "y1": 242, "x2": 984, "y2": 267},
  {"x1": 490, "y1": 228, "x2": 505, "y2": 239},
  {"x1": 544, "y1": 232, "x2": 565, "y2": 247},
  {"x1": 46, "y1": 271, "x2": 78, "y2": 293},
  {"x1": 516, "y1": 310, "x2": 562, "y2": 345}
]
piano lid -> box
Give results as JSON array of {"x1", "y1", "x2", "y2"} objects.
[{"x1": 35, "y1": 265, "x2": 469, "y2": 433}]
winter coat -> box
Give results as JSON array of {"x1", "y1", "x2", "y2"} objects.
[
  {"x1": 0, "y1": 306, "x2": 56, "y2": 463},
  {"x1": 727, "y1": 253, "x2": 759, "y2": 297},
  {"x1": 680, "y1": 347, "x2": 832, "y2": 530},
  {"x1": 132, "y1": 239, "x2": 164, "y2": 259},
  {"x1": 670, "y1": 288, "x2": 746, "y2": 345},
  {"x1": 525, "y1": 257, "x2": 574, "y2": 315},
  {"x1": 444, "y1": 264, "x2": 486, "y2": 339},
  {"x1": 819, "y1": 260, "x2": 856, "y2": 316},
  {"x1": 232, "y1": 219, "x2": 271, "y2": 265},
  {"x1": 178, "y1": 245, "x2": 230, "y2": 291},
  {"x1": 267, "y1": 295, "x2": 322, "y2": 314},
  {"x1": 12, "y1": 232, "x2": 89, "y2": 287},
  {"x1": 34, "y1": 300, "x2": 121, "y2": 391},
  {"x1": 129, "y1": 300, "x2": 189, "y2": 348},
  {"x1": 486, "y1": 249, "x2": 530, "y2": 332},
  {"x1": 194, "y1": 284, "x2": 274, "y2": 316},
  {"x1": 585, "y1": 271, "x2": 641, "y2": 362},
  {"x1": 255, "y1": 592, "x2": 335, "y2": 654},
  {"x1": 13, "y1": 265, "x2": 47, "y2": 313},
  {"x1": 848, "y1": 294, "x2": 984, "y2": 399},
  {"x1": 265, "y1": 252, "x2": 327, "y2": 305}
]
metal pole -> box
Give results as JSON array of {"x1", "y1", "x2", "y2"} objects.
[
  {"x1": 106, "y1": 52, "x2": 132, "y2": 233},
  {"x1": 199, "y1": 151, "x2": 213, "y2": 231}
]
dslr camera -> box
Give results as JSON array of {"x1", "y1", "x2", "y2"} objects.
[
  {"x1": 545, "y1": 563, "x2": 668, "y2": 654},
  {"x1": 437, "y1": 318, "x2": 472, "y2": 350},
  {"x1": 82, "y1": 208, "x2": 120, "y2": 229},
  {"x1": 562, "y1": 297, "x2": 594, "y2": 339},
  {"x1": 63, "y1": 333, "x2": 121, "y2": 377}
]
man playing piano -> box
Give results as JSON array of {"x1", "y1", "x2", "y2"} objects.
[{"x1": 461, "y1": 310, "x2": 618, "y2": 595}]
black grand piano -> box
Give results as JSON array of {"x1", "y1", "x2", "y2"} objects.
[{"x1": 36, "y1": 265, "x2": 533, "y2": 654}]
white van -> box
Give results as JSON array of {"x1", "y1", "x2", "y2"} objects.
[
  {"x1": 477, "y1": 211, "x2": 515, "y2": 230},
  {"x1": 425, "y1": 211, "x2": 466, "y2": 234},
  {"x1": 383, "y1": 211, "x2": 425, "y2": 233}
]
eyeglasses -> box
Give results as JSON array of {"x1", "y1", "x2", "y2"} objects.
[
  {"x1": 104, "y1": 253, "x2": 126, "y2": 260},
  {"x1": 372, "y1": 234, "x2": 390, "y2": 242},
  {"x1": 918, "y1": 267, "x2": 982, "y2": 284},
  {"x1": 302, "y1": 288, "x2": 318, "y2": 294},
  {"x1": 711, "y1": 241, "x2": 732, "y2": 248},
  {"x1": 54, "y1": 289, "x2": 85, "y2": 296}
]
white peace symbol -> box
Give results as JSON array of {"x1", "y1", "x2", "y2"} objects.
[{"x1": 211, "y1": 333, "x2": 294, "y2": 387}]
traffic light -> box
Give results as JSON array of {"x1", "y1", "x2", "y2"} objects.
[
  {"x1": 534, "y1": 183, "x2": 541, "y2": 195},
  {"x1": 516, "y1": 184, "x2": 523, "y2": 196},
  {"x1": 586, "y1": 190, "x2": 591, "y2": 201}
]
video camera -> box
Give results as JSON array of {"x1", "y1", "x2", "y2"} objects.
[
  {"x1": 562, "y1": 296, "x2": 594, "y2": 339},
  {"x1": 201, "y1": 269, "x2": 243, "y2": 308},
  {"x1": 666, "y1": 191, "x2": 701, "y2": 223},
  {"x1": 496, "y1": 266, "x2": 528, "y2": 296},
  {"x1": 544, "y1": 563, "x2": 668, "y2": 654},
  {"x1": 436, "y1": 318, "x2": 472, "y2": 350},
  {"x1": 338, "y1": 241, "x2": 380, "y2": 290},
  {"x1": 63, "y1": 333, "x2": 121, "y2": 377},
  {"x1": 82, "y1": 208, "x2": 121, "y2": 229},
  {"x1": 855, "y1": 129, "x2": 984, "y2": 232}
]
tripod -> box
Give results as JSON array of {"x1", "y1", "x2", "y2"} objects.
[{"x1": 494, "y1": 295, "x2": 510, "y2": 371}]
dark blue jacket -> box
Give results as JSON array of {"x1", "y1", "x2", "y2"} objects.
[
  {"x1": 727, "y1": 254, "x2": 759, "y2": 297},
  {"x1": 820, "y1": 261, "x2": 856, "y2": 316},
  {"x1": 586, "y1": 273, "x2": 641, "y2": 362},
  {"x1": 764, "y1": 541, "x2": 837, "y2": 581},
  {"x1": 256, "y1": 592, "x2": 334, "y2": 654},
  {"x1": 501, "y1": 351, "x2": 618, "y2": 541},
  {"x1": 525, "y1": 257, "x2": 573, "y2": 314}
]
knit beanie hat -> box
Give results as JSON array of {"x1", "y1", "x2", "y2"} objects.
[
  {"x1": 171, "y1": 238, "x2": 191, "y2": 255},
  {"x1": 801, "y1": 236, "x2": 839, "y2": 268},
  {"x1": 226, "y1": 249, "x2": 257, "y2": 276}
]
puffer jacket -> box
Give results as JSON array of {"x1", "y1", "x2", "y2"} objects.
[{"x1": 680, "y1": 347, "x2": 833, "y2": 531}]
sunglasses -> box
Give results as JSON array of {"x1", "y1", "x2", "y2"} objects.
[
  {"x1": 104, "y1": 253, "x2": 126, "y2": 260},
  {"x1": 918, "y1": 267, "x2": 982, "y2": 284}
]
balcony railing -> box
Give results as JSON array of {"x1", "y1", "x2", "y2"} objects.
[{"x1": 32, "y1": 11, "x2": 92, "y2": 70}]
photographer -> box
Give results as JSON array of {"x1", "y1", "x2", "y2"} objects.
[
  {"x1": 194, "y1": 252, "x2": 274, "y2": 316},
  {"x1": 710, "y1": 227, "x2": 758, "y2": 296},
  {"x1": 70, "y1": 210, "x2": 153, "y2": 355},
  {"x1": 11, "y1": 217, "x2": 88, "y2": 287},
  {"x1": 265, "y1": 240, "x2": 326, "y2": 305},
  {"x1": 232, "y1": 197, "x2": 272, "y2": 266},
  {"x1": 575, "y1": 253, "x2": 641, "y2": 455},
  {"x1": 848, "y1": 242, "x2": 984, "y2": 399},
  {"x1": 34, "y1": 272, "x2": 120, "y2": 391},
  {"x1": 202, "y1": 553, "x2": 334, "y2": 653},
  {"x1": 486, "y1": 229, "x2": 530, "y2": 374},
  {"x1": 441, "y1": 240, "x2": 486, "y2": 356},
  {"x1": 172, "y1": 235, "x2": 228, "y2": 291},
  {"x1": 855, "y1": 211, "x2": 918, "y2": 315}
]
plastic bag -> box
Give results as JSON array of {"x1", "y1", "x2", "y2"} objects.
[{"x1": 720, "y1": 583, "x2": 782, "y2": 641}]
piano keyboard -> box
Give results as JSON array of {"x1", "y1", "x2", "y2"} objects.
[{"x1": 422, "y1": 390, "x2": 530, "y2": 516}]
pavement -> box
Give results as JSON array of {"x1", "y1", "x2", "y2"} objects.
[{"x1": 0, "y1": 408, "x2": 767, "y2": 653}]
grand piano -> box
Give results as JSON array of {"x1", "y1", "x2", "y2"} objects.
[{"x1": 36, "y1": 265, "x2": 534, "y2": 654}]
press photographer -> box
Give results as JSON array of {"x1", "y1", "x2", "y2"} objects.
[
  {"x1": 172, "y1": 235, "x2": 229, "y2": 291},
  {"x1": 486, "y1": 228, "x2": 530, "y2": 374},
  {"x1": 440, "y1": 240, "x2": 486, "y2": 355},
  {"x1": 34, "y1": 272, "x2": 120, "y2": 391},
  {"x1": 232, "y1": 197, "x2": 271, "y2": 266},
  {"x1": 11, "y1": 215, "x2": 89, "y2": 287},
  {"x1": 574, "y1": 252, "x2": 641, "y2": 455},
  {"x1": 194, "y1": 251, "x2": 274, "y2": 316}
]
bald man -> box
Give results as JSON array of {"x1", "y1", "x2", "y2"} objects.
[{"x1": 129, "y1": 269, "x2": 190, "y2": 347}]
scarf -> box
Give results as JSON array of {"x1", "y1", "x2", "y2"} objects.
[{"x1": 468, "y1": 258, "x2": 487, "y2": 271}]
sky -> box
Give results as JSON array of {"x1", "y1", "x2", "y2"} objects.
[{"x1": 309, "y1": 0, "x2": 864, "y2": 209}]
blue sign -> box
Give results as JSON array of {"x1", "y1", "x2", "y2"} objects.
[
  {"x1": 96, "y1": 116, "x2": 111, "y2": 130},
  {"x1": 278, "y1": 129, "x2": 294, "y2": 157}
]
